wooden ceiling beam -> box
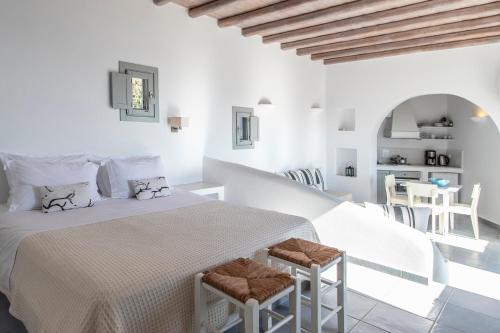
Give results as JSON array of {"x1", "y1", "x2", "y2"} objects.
[
  {"x1": 218, "y1": 0, "x2": 313, "y2": 28},
  {"x1": 188, "y1": 0, "x2": 239, "y2": 18},
  {"x1": 313, "y1": 25, "x2": 500, "y2": 60},
  {"x1": 263, "y1": 0, "x2": 499, "y2": 44},
  {"x1": 281, "y1": 1, "x2": 500, "y2": 50},
  {"x1": 153, "y1": 0, "x2": 173, "y2": 6},
  {"x1": 242, "y1": 0, "x2": 423, "y2": 37},
  {"x1": 323, "y1": 34, "x2": 500, "y2": 64},
  {"x1": 299, "y1": 14, "x2": 500, "y2": 55}
]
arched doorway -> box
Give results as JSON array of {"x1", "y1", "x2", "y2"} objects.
[{"x1": 376, "y1": 93, "x2": 499, "y2": 226}]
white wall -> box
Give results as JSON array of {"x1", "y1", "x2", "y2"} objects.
[
  {"x1": 447, "y1": 96, "x2": 500, "y2": 223},
  {"x1": 0, "y1": 0, "x2": 325, "y2": 196},
  {"x1": 325, "y1": 42, "x2": 500, "y2": 224}
]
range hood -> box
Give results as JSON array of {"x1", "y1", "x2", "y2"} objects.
[{"x1": 388, "y1": 106, "x2": 421, "y2": 139}]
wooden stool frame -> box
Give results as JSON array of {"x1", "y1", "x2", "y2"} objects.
[
  {"x1": 259, "y1": 249, "x2": 347, "y2": 333},
  {"x1": 194, "y1": 272, "x2": 301, "y2": 333}
]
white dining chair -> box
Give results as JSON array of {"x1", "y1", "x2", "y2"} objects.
[
  {"x1": 407, "y1": 182, "x2": 443, "y2": 234},
  {"x1": 449, "y1": 184, "x2": 481, "y2": 239},
  {"x1": 385, "y1": 175, "x2": 409, "y2": 206}
]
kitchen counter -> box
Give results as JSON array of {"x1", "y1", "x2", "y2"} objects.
[{"x1": 377, "y1": 164, "x2": 463, "y2": 173}]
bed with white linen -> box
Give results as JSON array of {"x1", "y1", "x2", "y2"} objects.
[{"x1": 0, "y1": 189, "x2": 317, "y2": 332}]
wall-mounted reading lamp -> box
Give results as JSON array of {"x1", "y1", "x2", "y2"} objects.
[
  {"x1": 168, "y1": 117, "x2": 189, "y2": 132},
  {"x1": 470, "y1": 109, "x2": 489, "y2": 122},
  {"x1": 310, "y1": 103, "x2": 323, "y2": 114},
  {"x1": 256, "y1": 98, "x2": 274, "y2": 111}
]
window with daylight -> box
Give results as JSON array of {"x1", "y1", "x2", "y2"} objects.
[{"x1": 131, "y1": 77, "x2": 145, "y2": 110}]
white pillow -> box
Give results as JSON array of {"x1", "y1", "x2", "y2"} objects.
[
  {"x1": 87, "y1": 156, "x2": 111, "y2": 197},
  {"x1": 106, "y1": 156, "x2": 166, "y2": 198},
  {"x1": 0, "y1": 153, "x2": 88, "y2": 203},
  {"x1": 4, "y1": 160, "x2": 100, "y2": 212}
]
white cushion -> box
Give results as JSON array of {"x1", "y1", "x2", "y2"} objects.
[
  {"x1": 106, "y1": 156, "x2": 166, "y2": 199},
  {"x1": 131, "y1": 176, "x2": 171, "y2": 200},
  {"x1": 40, "y1": 182, "x2": 95, "y2": 213},
  {"x1": 4, "y1": 159, "x2": 100, "y2": 212}
]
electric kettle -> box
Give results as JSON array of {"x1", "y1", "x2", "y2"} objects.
[{"x1": 438, "y1": 155, "x2": 450, "y2": 166}]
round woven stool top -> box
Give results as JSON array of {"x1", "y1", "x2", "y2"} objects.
[
  {"x1": 268, "y1": 238, "x2": 343, "y2": 268},
  {"x1": 202, "y1": 258, "x2": 294, "y2": 304}
]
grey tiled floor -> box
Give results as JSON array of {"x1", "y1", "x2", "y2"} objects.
[
  {"x1": 261, "y1": 216, "x2": 500, "y2": 333},
  {"x1": 1, "y1": 216, "x2": 499, "y2": 333}
]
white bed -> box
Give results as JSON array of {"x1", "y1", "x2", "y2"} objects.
[
  {"x1": 0, "y1": 189, "x2": 210, "y2": 294},
  {"x1": 0, "y1": 189, "x2": 317, "y2": 332}
]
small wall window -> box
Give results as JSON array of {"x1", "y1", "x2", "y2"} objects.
[
  {"x1": 131, "y1": 77, "x2": 145, "y2": 110},
  {"x1": 111, "y1": 62, "x2": 159, "y2": 123},
  {"x1": 232, "y1": 106, "x2": 259, "y2": 150}
]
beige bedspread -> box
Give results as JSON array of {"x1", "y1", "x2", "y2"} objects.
[{"x1": 8, "y1": 201, "x2": 317, "y2": 333}]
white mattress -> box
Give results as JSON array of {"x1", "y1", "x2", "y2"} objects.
[{"x1": 0, "y1": 189, "x2": 210, "y2": 294}]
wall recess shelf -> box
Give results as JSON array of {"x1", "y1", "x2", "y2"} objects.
[
  {"x1": 336, "y1": 148, "x2": 357, "y2": 177},
  {"x1": 338, "y1": 108, "x2": 355, "y2": 132}
]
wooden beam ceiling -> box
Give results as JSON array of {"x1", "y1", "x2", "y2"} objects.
[
  {"x1": 282, "y1": 1, "x2": 500, "y2": 50},
  {"x1": 323, "y1": 34, "x2": 500, "y2": 64},
  {"x1": 262, "y1": 0, "x2": 498, "y2": 43},
  {"x1": 313, "y1": 25, "x2": 500, "y2": 60},
  {"x1": 168, "y1": 0, "x2": 500, "y2": 65},
  {"x1": 298, "y1": 14, "x2": 500, "y2": 56},
  {"x1": 218, "y1": 0, "x2": 313, "y2": 27},
  {"x1": 242, "y1": 0, "x2": 426, "y2": 37}
]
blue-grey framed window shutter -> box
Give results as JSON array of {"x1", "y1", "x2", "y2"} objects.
[{"x1": 110, "y1": 62, "x2": 159, "y2": 123}]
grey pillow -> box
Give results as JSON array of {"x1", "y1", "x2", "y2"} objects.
[{"x1": 364, "y1": 202, "x2": 431, "y2": 233}]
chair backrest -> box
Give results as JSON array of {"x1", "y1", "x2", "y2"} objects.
[
  {"x1": 385, "y1": 175, "x2": 397, "y2": 203},
  {"x1": 407, "y1": 182, "x2": 438, "y2": 207},
  {"x1": 471, "y1": 184, "x2": 481, "y2": 210}
]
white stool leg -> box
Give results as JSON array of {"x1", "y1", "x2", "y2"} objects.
[
  {"x1": 244, "y1": 299, "x2": 260, "y2": 333},
  {"x1": 194, "y1": 273, "x2": 207, "y2": 333},
  {"x1": 257, "y1": 249, "x2": 273, "y2": 331},
  {"x1": 337, "y1": 253, "x2": 347, "y2": 333},
  {"x1": 311, "y1": 264, "x2": 322, "y2": 333},
  {"x1": 290, "y1": 277, "x2": 301, "y2": 333}
]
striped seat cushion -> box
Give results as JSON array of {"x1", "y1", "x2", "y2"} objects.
[
  {"x1": 280, "y1": 168, "x2": 325, "y2": 191},
  {"x1": 364, "y1": 202, "x2": 431, "y2": 233}
]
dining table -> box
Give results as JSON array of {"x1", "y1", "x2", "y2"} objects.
[{"x1": 405, "y1": 182, "x2": 462, "y2": 236}]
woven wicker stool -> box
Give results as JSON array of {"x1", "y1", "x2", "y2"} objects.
[
  {"x1": 262, "y1": 238, "x2": 346, "y2": 333},
  {"x1": 194, "y1": 258, "x2": 301, "y2": 333}
]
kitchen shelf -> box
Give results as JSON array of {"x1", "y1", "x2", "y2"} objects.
[
  {"x1": 420, "y1": 138, "x2": 455, "y2": 142},
  {"x1": 382, "y1": 137, "x2": 454, "y2": 142},
  {"x1": 418, "y1": 126, "x2": 454, "y2": 129}
]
